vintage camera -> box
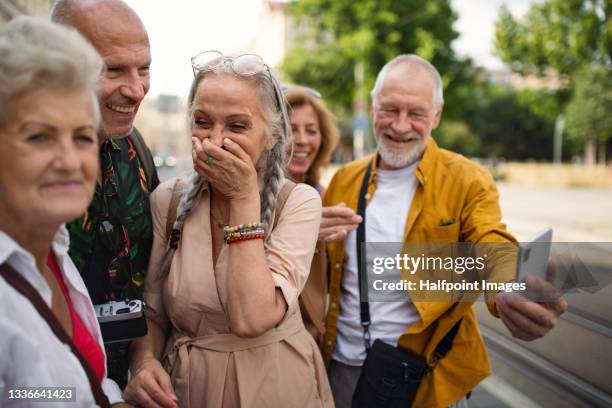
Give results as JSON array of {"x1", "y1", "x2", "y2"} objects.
[{"x1": 94, "y1": 300, "x2": 147, "y2": 344}]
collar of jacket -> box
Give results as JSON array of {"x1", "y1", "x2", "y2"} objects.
[{"x1": 415, "y1": 137, "x2": 440, "y2": 184}]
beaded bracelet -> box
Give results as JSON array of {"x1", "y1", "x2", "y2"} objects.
[
  {"x1": 224, "y1": 222, "x2": 266, "y2": 244},
  {"x1": 226, "y1": 231, "x2": 266, "y2": 244}
]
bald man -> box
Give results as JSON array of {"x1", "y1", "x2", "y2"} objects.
[{"x1": 51, "y1": 0, "x2": 160, "y2": 388}]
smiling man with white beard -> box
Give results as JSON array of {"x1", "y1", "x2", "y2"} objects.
[
  {"x1": 370, "y1": 56, "x2": 443, "y2": 169},
  {"x1": 321, "y1": 54, "x2": 567, "y2": 408}
]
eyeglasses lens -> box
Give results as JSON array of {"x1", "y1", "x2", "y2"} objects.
[
  {"x1": 192, "y1": 51, "x2": 223, "y2": 75},
  {"x1": 232, "y1": 54, "x2": 265, "y2": 76}
]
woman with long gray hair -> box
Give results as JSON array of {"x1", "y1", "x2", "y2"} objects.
[{"x1": 125, "y1": 51, "x2": 333, "y2": 408}]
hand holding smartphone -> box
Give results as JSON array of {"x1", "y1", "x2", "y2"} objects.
[{"x1": 516, "y1": 227, "x2": 553, "y2": 282}]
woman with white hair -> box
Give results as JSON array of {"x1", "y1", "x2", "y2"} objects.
[
  {"x1": 125, "y1": 51, "x2": 333, "y2": 407},
  {"x1": 0, "y1": 16, "x2": 130, "y2": 407}
]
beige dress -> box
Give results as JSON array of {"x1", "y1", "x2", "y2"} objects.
[{"x1": 144, "y1": 177, "x2": 334, "y2": 408}]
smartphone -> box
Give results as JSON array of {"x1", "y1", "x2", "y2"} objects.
[{"x1": 516, "y1": 227, "x2": 553, "y2": 282}]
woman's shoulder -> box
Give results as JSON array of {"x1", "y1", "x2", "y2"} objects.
[
  {"x1": 275, "y1": 180, "x2": 322, "y2": 224},
  {"x1": 285, "y1": 180, "x2": 321, "y2": 206},
  {"x1": 148, "y1": 176, "x2": 194, "y2": 229},
  {"x1": 151, "y1": 176, "x2": 181, "y2": 200},
  {"x1": 150, "y1": 175, "x2": 197, "y2": 210}
]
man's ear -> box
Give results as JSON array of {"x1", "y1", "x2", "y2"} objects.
[{"x1": 431, "y1": 104, "x2": 444, "y2": 130}]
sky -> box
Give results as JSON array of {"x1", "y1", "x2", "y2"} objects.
[
  {"x1": 452, "y1": 0, "x2": 537, "y2": 69},
  {"x1": 123, "y1": 0, "x2": 537, "y2": 98}
]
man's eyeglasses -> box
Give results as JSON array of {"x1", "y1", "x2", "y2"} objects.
[
  {"x1": 281, "y1": 84, "x2": 322, "y2": 99},
  {"x1": 191, "y1": 50, "x2": 270, "y2": 78},
  {"x1": 99, "y1": 217, "x2": 132, "y2": 289}
]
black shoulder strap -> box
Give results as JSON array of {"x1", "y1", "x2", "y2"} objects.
[
  {"x1": 0, "y1": 264, "x2": 111, "y2": 408},
  {"x1": 355, "y1": 160, "x2": 463, "y2": 359},
  {"x1": 356, "y1": 161, "x2": 374, "y2": 350},
  {"x1": 432, "y1": 318, "x2": 462, "y2": 363},
  {"x1": 129, "y1": 128, "x2": 156, "y2": 191}
]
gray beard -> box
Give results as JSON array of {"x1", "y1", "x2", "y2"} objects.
[{"x1": 377, "y1": 138, "x2": 421, "y2": 168}]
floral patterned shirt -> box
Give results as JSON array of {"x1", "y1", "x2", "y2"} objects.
[
  {"x1": 67, "y1": 133, "x2": 159, "y2": 304},
  {"x1": 66, "y1": 131, "x2": 159, "y2": 387}
]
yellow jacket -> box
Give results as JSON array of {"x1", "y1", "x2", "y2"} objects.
[{"x1": 322, "y1": 139, "x2": 517, "y2": 407}]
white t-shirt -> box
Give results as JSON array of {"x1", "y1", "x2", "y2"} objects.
[{"x1": 332, "y1": 162, "x2": 421, "y2": 366}]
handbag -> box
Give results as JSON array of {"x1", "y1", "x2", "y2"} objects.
[
  {"x1": 350, "y1": 161, "x2": 462, "y2": 408},
  {"x1": 0, "y1": 264, "x2": 111, "y2": 408}
]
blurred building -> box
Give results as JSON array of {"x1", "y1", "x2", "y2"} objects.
[
  {"x1": 487, "y1": 68, "x2": 566, "y2": 90},
  {"x1": 242, "y1": 0, "x2": 293, "y2": 73},
  {"x1": 0, "y1": 0, "x2": 53, "y2": 24},
  {"x1": 136, "y1": 1, "x2": 296, "y2": 179},
  {"x1": 133, "y1": 95, "x2": 192, "y2": 175}
]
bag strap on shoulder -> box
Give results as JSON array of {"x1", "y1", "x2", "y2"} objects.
[
  {"x1": 164, "y1": 179, "x2": 297, "y2": 246},
  {"x1": 0, "y1": 264, "x2": 111, "y2": 408},
  {"x1": 165, "y1": 179, "x2": 184, "y2": 245},
  {"x1": 356, "y1": 161, "x2": 374, "y2": 350},
  {"x1": 355, "y1": 160, "x2": 463, "y2": 361},
  {"x1": 273, "y1": 180, "x2": 297, "y2": 229}
]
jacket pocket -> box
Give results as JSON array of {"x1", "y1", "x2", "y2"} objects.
[{"x1": 423, "y1": 223, "x2": 461, "y2": 243}]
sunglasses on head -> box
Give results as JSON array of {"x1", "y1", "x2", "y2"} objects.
[
  {"x1": 191, "y1": 50, "x2": 270, "y2": 78},
  {"x1": 190, "y1": 50, "x2": 289, "y2": 120}
]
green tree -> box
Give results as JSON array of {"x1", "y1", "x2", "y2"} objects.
[
  {"x1": 454, "y1": 85, "x2": 557, "y2": 160},
  {"x1": 495, "y1": 0, "x2": 611, "y2": 162},
  {"x1": 435, "y1": 120, "x2": 481, "y2": 157},
  {"x1": 495, "y1": 0, "x2": 610, "y2": 77},
  {"x1": 565, "y1": 64, "x2": 612, "y2": 163},
  {"x1": 282, "y1": 0, "x2": 473, "y2": 120}
]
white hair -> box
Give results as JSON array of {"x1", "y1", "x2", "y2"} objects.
[
  {"x1": 0, "y1": 16, "x2": 103, "y2": 125},
  {"x1": 371, "y1": 54, "x2": 444, "y2": 109},
  {"x1": 158, "y1": 60, "x2": 291, "y2": 279}
]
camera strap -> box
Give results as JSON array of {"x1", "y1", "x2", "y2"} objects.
[{"x1": 0, "y1": 264, "x2": 111, "y2": 408}]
